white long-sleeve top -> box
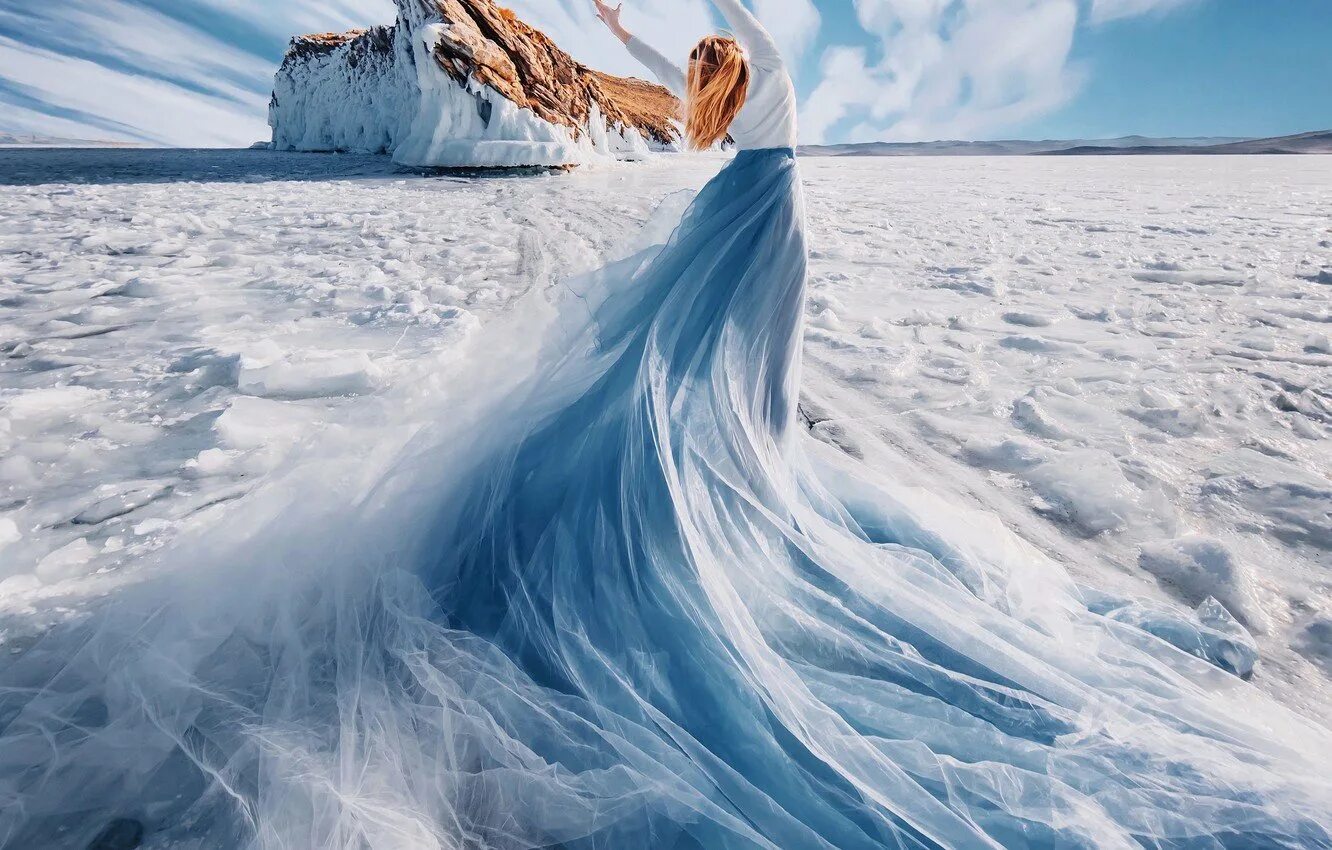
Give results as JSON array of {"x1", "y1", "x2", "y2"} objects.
[{"x1": 625, "y1": 0, "x2": 797, "y2": 150}]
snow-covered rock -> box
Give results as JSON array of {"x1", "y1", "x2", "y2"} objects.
[{"x1": 269, "y1": 0, "x2": 682, "y2": 168}]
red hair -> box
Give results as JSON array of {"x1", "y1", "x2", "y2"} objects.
[{"x1": 685, "y1": 35, "x2": 749, "y2": 150}]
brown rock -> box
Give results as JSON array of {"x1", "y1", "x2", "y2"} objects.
[
  {"x1": 287, "y1": 31, "x2": 367, "y2": 60},
  {"x1": 282, "y1": 0, "x2": 680, "y2": 150},
  {"x1": 285, "y1": 27, "x2": 396, "y2": 66},
  {"x1": 425, "y1": 0, "x2": 679, "y2": 145}
]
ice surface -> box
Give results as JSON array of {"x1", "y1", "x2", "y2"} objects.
[
  {"x1": 236, "y1": 349, "x2": 382, "y2": 398},
  {"x1": 0, "y1": 149, "x2": 1330, "y2": 722}
]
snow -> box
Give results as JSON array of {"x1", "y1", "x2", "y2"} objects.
[
  {"x1": 0, "y1": 517, "x2": 19, "y2": 550},
  {"x1": 236, "y1": 348, "x2": 383, "y2": 398},
  {"x1": 1296, "y1": 615, "x2": 1332, "y2": 675},
  {"x1": 1024, "y1": 449, "x2": 1150, "y2": 536},
  {"x1": 0, "y1": 148, "x2": 1329, "y2": 721},
  {"x1": 214, "y1": 396, "x2": 324, "y2": 451},
  {"x1": 1138, "y1": 535, "x2": 1266, "y2": 632}
]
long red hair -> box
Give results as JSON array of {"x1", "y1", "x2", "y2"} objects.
[{"x1": 685, "y1": 35, "x2": 749, "y2": 150}]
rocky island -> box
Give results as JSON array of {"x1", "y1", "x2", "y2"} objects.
[{"x1": 269, "y1": 0, "x2": 682, "y2": 168}]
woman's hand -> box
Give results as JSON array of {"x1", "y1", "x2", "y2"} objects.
[{"x1": 592, "y1": 0, "x2": 632, "y2": 43}]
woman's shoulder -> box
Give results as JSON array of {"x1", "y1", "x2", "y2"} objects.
[{"x1": 746, "y1": 49, "x2": 785, "y2": 74}]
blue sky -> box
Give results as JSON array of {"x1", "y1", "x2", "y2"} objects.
[
  {"x1": 0, "y1": 0, "x2": 1327, "y2": 146},
  {"x1": 1027, "y1": 0, "x2": 1332, "y2": 140}
]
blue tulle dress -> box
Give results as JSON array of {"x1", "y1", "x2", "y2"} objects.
[{"x1": 3, "y1": 5, "x2": 1332, "y2": 849}]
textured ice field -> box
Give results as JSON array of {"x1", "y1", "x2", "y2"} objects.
[{"x1": 1, "y1": 149, "x2": 1329, "y2": 720}]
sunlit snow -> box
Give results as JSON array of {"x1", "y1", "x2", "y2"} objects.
[{"x1": 1, "y1": 148, "x2": 1328, "y2": 718}]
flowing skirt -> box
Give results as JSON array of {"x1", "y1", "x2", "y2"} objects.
[{"x1": 2, "y1": 148, "x2": 1331, "y2": 849}]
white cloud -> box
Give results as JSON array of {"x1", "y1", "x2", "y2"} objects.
[
  {"x1": 506, "y1": 0, "x2": 714, "y2": 79},
  {"x1": 0, "y1": 36, "x2": 267, "y2": 146},
  {"x1": 750, "y1": 0, "x2": 822, "y2": 70},
  {"x1": 507, "y1": 0, "x2": 819, "y2": 86},
  {"x1": 0, "y1": 101, "x2": 139, "y2": 143},
  {"x1": 799, "y1": 0, "x2": 1082, "y2": 144},
  {"x1": 0, "y1": 0, "x2": 821, "y2": 146},
  {"x1": 0, "y1": 0, "x2": 724, "y2": 145},
  {"x1": 508, "y1": 0, "x2": 820, "y2": 81},
  {"x1": 800, "y1": 46, "x2": 874, "y2": 144},
  {"x1": 0, "y1": 0, "x2": 394, "y2": 145},
  {"x1": 798, "y1": 0, "x2": 1208, "y2": 144},
  {"x1": 1089, "y1": 0, "x2": 1197, "y2": 24},
  {"x1": 185, "y1": 0, "x2": 395, "y2": 36},
  {"x1": 0, "y1": 0, "x2": 276, "y2": 100},
  {"x1": 507, "y1": 0, "x2": 823, "y2": 83},
  {"x1": 0, "y1": 0, "x2": 1202, "y2": 147}
]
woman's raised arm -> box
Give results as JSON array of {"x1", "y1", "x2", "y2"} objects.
[
  {"x1": 706, "y1": 0, "x2": 782, "y2": 68},
  {"x1": 592, "y1": 0, "x2": 687, "y2": 99}
]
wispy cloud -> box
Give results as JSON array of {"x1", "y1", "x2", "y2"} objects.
[
  {"x1": 0, "y1": 0, "x2": 1201, "y2": 147},
  {"x1": 1088, "y1": 0, "x2": 1198, "y2": 24},
  {"x1": 0, "y1": 0, "x2": 392, "y2": 145},
  {"x1": 797, "y1": 0, "x2": 1204, "y2": 144},
  {"x1": 508, "y1": 0, "x2": 715, "y2": 79},
  {"x1": 514, "y1": 0, "x2": 818, "y2": 83},
  {"x1": 0, "y1": 0, "x2": 824, "y2": 146},
  {"x1": 750, "y1": 0, "x2": 822, "y2": 71},
  {"x1": 799, "y1": 0, "x2": 1084, "y2": 144},
  {"x1": 0, "y1": 35, "x2": 264, "y2": 145}
]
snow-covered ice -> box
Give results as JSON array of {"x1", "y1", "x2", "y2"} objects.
[{"x1": 1, "y1": 148, "x2": 1329, "y2": 721}]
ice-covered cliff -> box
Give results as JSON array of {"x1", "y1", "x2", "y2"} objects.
[{"x1": 269, "y1": 0, "x2": 682, "y2": 168}]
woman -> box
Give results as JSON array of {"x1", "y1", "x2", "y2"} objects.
[{"x1": 2, "y1": 1, "x2": 1331, "y2": 848}]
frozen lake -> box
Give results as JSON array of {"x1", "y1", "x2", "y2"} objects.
[{"x1": 1, "y1": 149, "x2": 1329, "y2": 719}]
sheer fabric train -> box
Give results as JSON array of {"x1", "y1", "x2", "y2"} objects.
[{"x1": 2, "y1": 149, "x2": 1331, "y2": 849}]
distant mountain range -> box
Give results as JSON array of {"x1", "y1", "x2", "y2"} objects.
[
  {"x1": 799, "y1": 130, "x2": 1332, "y2": 157},
  {"x1": 6, "y1": 128, "x2": 1328, "y2": 157},
  {"x1": 0, "y1": 133, "x2": 145, "y2": 148}
]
